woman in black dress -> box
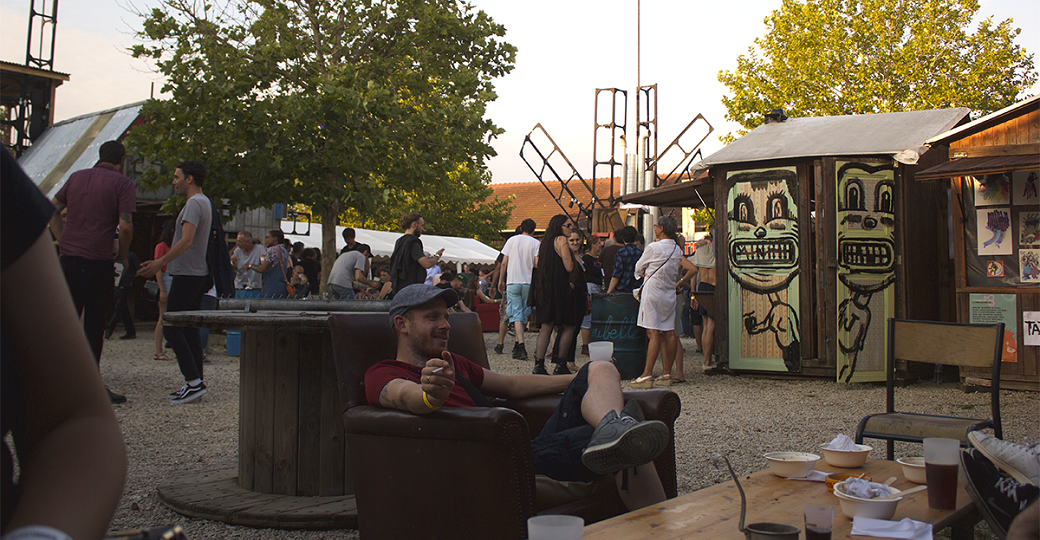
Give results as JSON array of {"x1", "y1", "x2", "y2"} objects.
[{"x1": 529, "y1": 214, "x2": 585, "y2": 375}]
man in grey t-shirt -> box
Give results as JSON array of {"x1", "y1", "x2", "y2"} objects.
[
  {"x1": 328, "y1": 249, "x2": 367, "y2": 299},
  {"x1": 138, "y1": 160, "x2": 213, "y2": 404}
]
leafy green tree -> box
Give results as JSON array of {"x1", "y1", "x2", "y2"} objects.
[
  {"x1": 128, "y1": 0, "x2": 515, "y2": 287},
  {"x1": 718, "y1": 0, "x2": 1037, "y2": 142}
]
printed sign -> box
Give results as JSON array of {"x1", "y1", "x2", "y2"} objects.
[
  {"x1": 969, "y1": 294, "x2": 1018, "y2": 362},
  {"x1": 1025, "y1": 312, "x2": 1040, "y2": 347}
]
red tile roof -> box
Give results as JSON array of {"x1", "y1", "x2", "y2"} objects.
[{"x1": 490, "y1": 179, "x2": 622, "y2": 232}]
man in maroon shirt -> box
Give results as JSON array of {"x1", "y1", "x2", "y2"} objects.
[
  {"x1": 365, "y1": 284, "x2": 669, "y2": 511},
  {"x1": 49, "y1": 141, "x2": 136, "y2": 404}
]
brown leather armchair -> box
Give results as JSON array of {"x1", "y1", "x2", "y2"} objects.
[{"x1": 329, "y1": 312, "x2": 680, "y2": 540}]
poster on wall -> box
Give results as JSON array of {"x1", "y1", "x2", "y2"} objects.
[
  {"x1": 1021, "y1": 249, "x2": 1040, "y2": 283},
  {"x1": 976, "y1": 208, "x2": 1013, "y2": 256},
  {"x1": 1025, "y1": 312, "x2": 1040, "y2": 347},
  {"x1": 969, "y1": 293, "x2": 1018, "y2": 362},
  {"x1": 973, "y1": 174, "x2": 1011, "y2": 206},
  {"x1": 1020, "y1": 211, "x2": 1040, "y2": 247},
  {"x1": 725, "y1": 167, "x2": 800, "y2": 373},
  {"x1": 1012, "y1": 171, "x2": 1039, "y2": 206}
]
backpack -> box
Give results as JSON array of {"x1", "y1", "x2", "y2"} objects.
[{"x1": 206, "y1": 200, "x2": 236, "y2": 298}]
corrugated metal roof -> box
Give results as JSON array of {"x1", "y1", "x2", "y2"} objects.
[
  {"x1": 18, "y1": 101, "x2": 144, "y2": 198},
  {"x1": 700, "y1": 108, "x2": 970, "y2": 167}
]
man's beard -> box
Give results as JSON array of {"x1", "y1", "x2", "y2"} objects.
[{"x1": 413, "y1": 230, "x2": 422, "y2": 238}]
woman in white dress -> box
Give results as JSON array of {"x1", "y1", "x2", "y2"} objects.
[{"x1": 631, "y1": 215, "x2": 696, "y2": 388}]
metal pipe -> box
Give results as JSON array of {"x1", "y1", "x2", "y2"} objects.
[{"x1": 218, "y1": 298, "x2": 391, "y2": 312}]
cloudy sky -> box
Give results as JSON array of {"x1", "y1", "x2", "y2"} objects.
[{"x1": 2, "y1": 0, "x2": 1036, "y2": 184}]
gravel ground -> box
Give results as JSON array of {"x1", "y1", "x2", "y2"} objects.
[{"x1": 100, "y1": 329, "x2": 1039, "y2": 539}]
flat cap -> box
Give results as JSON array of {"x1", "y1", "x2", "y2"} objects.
[{"x1": 389, "y1": 283, "x2": 459, "y2": 322}]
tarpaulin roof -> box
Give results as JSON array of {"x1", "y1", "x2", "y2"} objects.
[
  {"x1": 281, "y1": 221, "x2": 501, "y2": 267},
  {"x1": 698, "y1": 108, "x2": 970, "y2": 167},
  {"x1": 18, "y1": 101, "x2": 145, "y2": 198}
]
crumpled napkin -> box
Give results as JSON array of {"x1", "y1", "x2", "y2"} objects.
[
  {"x1": 842, "y1": 476, "x2": 893, "y2": 498},
  {"x1": 785, "y1": 470, "x2": 830, "y2": 482},
  {"x1": 824, "y1": 433, "x2": 859, "y2": 450},
  {"x1": 851, "y1": 516, "x2": 933, "y2": 540}
]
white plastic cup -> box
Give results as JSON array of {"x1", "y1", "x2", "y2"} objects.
[
  {"x1": 527, "y1": 515, "x2": 583, "y2": 540},
  {"x1": 587, "y1": 341, "x2": 614, "y2": 363},
  {"x1": 924, "y1": 437, "x2": 960, "y2": 510}
]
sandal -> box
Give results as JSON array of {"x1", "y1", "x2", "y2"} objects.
[
  {"x1": 153, "y1": 353, "x2": 172, "y2": 361},
  {"x1": 630, "y1": 375, "x2": 655, "y2": 389},
  {"x1": 654, "y1": 374, "x2": 675, "y2": 387}
]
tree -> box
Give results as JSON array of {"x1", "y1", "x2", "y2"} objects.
[
  {"x1": 128, "y1": 0, "x2": 516, "y2": 288},
  {"x1": 717, "y1": 0, "x2": 1037, "y2": 142}
]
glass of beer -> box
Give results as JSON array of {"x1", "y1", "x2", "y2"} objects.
[
  {"x1": 804, "y1": 503, "x2": 833, "y2": 540},
  {"x1": 924, "y1": 437, "x2": 960, "y2": 510}
]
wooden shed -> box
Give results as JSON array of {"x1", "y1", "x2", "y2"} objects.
[
  {"x1": 916, "y1": 96, "x2": 1040, "y2": 391},
  {"x1": 631, "y1": 108, "x2": 973, "y2": 381}
]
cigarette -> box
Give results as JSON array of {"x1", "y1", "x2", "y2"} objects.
[{"x1": 431, "y1": 367, "x2": 444, "y2": 374}]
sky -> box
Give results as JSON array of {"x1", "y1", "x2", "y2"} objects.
[{"x1": 2, "y1": 0, "x2": 1037, "y2": 186}]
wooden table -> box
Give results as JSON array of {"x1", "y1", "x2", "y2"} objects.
[
  {"x1": 583, "y1": 459, "x2": 980, "y2": 539},
  {"x1": 157, "y1": 309, "x2": 372, "y2": 529}
]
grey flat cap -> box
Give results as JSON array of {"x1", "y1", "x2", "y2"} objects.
[{"x1": 389, "y1": 284, "x2": 459, "y2": 321}]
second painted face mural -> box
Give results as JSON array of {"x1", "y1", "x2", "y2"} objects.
[{"x1": 726, "y1": 168, "x2": 800, "y2": 372}]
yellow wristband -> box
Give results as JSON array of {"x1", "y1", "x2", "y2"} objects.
[{"x1": 422, "y1": 391, "x2": 441, "y2": 411}]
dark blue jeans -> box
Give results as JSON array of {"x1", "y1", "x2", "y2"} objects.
[
  {"x1": 165, "y1": 274, "x2": 212, "y2": 382},
  {"x1": 60, "y1": 256, "x2": 114, "y2": 365}
]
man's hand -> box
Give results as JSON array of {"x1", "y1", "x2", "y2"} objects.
[
  {"x1": 138, "y1": 259, "x2": 163, "y2": 278},
  {"x1": 420, "y1": 351, "x2": 456, "y2": 407}
]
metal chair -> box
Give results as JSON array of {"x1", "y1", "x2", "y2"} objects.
[{"x1": 855, "y1": 318, "x2": 1004, "y2": 460}]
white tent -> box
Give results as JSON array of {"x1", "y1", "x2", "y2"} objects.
[{"x1": 280, "y1": 221, "x2": 501, "y2": 270}]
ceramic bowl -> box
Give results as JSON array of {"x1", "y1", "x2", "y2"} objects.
[
  {"x1": 821, "y1": 444, "x2": 872, "y2": 468},
  {"x1": 764, "y1": 452, "x2": 820, "y2": 478},
  {"x1": 825, "y1": 473, "x2": 872, "y2": 493},
  {"x1": 897, "y1": 456, "x2": 927, "y2": 484},
  {"x1": 834, "y1": 483, "x2": 903, "y2": 520}
]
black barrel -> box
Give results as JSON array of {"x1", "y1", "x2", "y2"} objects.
[{"x1": 590, "y1": 293, "x2": 646, "y2": 380}]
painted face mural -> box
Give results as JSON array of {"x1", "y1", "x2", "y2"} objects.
[
  {"x1": 836, "y1": 162, "x2": 896, "y2": 383},
  {"x1": 726, "y1": 168, "x2": 800, "y2": 372}
]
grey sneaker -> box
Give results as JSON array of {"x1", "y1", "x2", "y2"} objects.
[
  {"x1": 493, "y1": 343, "x2": 504, "y2": 354},
  {"x1": 581, "y1": 410, "x2": 669, "y2": 475},
  {"x1": 170, "y1": 382, "x2": 207, "y2": 404},
  {"x1": 969, "y1": 432, "x2": 1040, "y2": 485}
]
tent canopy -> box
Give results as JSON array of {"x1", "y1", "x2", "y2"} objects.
[{"x1": 280, "y1": 221, "x2": 501, "y2": 269}]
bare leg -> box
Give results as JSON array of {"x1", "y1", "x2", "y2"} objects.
[
  {"x1": 615, "y1": 461, "x2": 667, "y2": 510},
  {"x1": 1008, "y1": 499, "x2": 1039, "y2": 540},
  {"x1": 581, "y1": 327, "x2": 591, "y2": 349},
  {"x1": 702, "y1": 316, "x2": 716, "y2": 368},
  {"x1": 154, "y1": 297, "x2": 167, "y2": 357},
  {"x1": 514, "y1": 320, "x2": 525, "y2": 345},
  {"x1": 580, "y1": 361, "x2": 624, "y2": 426},
  {"x1": 496, "y1": 317, "x2": 508, "y2": 347},
  {"x1": 673, "y1": 333, "x2": 685, "y2": 380},
  {"x1": 638, "y1": 328, "x2": 662, "y2": 379},
  {"x1": 660, "y1": 330, "x2": 676, "y2": 377},
  {"x1": 693, "y1": 324, "x2": 703, "y2": 351}
]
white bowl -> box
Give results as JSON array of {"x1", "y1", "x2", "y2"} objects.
[
  {"x1": 897, "y1": 457, "x2": 927, "y2": 484},
  {"x1": 821, "y1": 444, "x2": 872, "y2": 468},
  {"x1": 833, "y1": 483, "x2": 903, "y2": 520},
  {"x1": 764, "y1": 452, "x2": 820, "y2": 478}
]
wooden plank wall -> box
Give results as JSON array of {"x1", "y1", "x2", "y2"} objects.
[{"x1": 950, "y1": 108, "x2": 1040, "y2": 154}]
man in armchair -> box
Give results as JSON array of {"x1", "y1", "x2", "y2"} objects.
[{"x1": 366, "y1": 283, "x2": 670, "y2": 511}]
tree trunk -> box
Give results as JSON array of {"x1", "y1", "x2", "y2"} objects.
[{"x1": 320, "y1": 200, "x2": 339, "y2": 295}]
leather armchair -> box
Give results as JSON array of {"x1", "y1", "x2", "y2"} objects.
[{"x1": 329, "y1": 312, "x2": 680, "y2": 540}]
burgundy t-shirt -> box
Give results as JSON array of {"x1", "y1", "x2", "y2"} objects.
[
  {"x1": 54, "y1": 163, "x2": 136, "y2": 261},
  {"x1": 364, "y1": 352, "x2": 485, "y2": 407}
]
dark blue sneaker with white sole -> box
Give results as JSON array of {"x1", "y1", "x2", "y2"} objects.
[{"x1": 170, "y1": 382, "x2": 207, "y2": 404}]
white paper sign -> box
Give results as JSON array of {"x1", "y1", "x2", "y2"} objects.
[{"x1": 1025, "y1": 312, "x2": 1040, "y2": 347}]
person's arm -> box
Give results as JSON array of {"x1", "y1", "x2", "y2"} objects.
[
  {"x1": 116, "y1": 212, "x2": 133, "y2": 268},
  {"x1": 376, "y1": 352, "x2": 456, "y2": 414},
  {"x1": 250, "y1": 247, "x2": 275, "y2": 274},
  {"x1": 476, "y1": 288, "x2": 497, "y2": 303},
  {"x1": 377, "y1": 281, "x2": 392, "y2": 300},
  {"x1": 554, "y1": 236, "x2": 574, "y2": 272},
  {"x1": 606, "y1": 276, "x2": 620, "y2": 293},
  {"x1": 48, "y1": 199, "x2": 66, "y2": 243},
  {"x1": 138, "y1": 221, "x2": 197, "y2": 277},
  {"x1": 353, "y1": 267, "x2": 379, "y2": 289},
  {"x1": 497, "y1": 255, "x2": 509, "y2": 293},
  {"x1": 418, "y1": 248, "x2": 445, "y2": 269},
  {"x1": 2, "y1": 229, "x2": 127, "y2": 539},
  {"x1": 480, "y1": 369, "x2": 574, "y2": 400},
  {"x1": 676, "y1": 256, "x2": 697, "y2": 290}
]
